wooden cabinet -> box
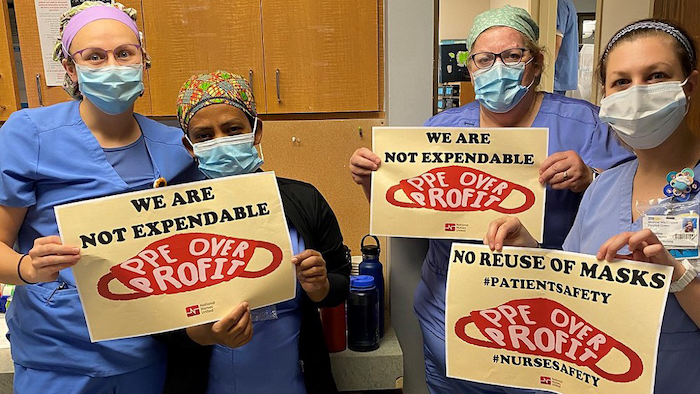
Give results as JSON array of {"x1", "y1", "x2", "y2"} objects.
[
  {"x1": 15, "y1": 0, "x2": 381, "y2": 116},
  {"x1": 142, "y1": 0, "x2": 266, "y2": 116},
  {"x1": 261, "y1": 0, "x2": 379, "y2": 113},
  {"x1": 261, "y1": 118, "x2": 383, "y2": 253},
  {"x1": 0, "y1": 1, "x2": 19, "y2": 121}
]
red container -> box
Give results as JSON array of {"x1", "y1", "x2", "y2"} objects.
[{"x1": 321, "y1": 303, "x2": 347, "y2": 353}]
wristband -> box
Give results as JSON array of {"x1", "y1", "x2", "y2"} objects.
[
  {"x1": 670, "y1": 259, "x2": 697, "y2": 293},
  {"x1": 17, "y1": 254, "x2": 37, "y2": 285}
]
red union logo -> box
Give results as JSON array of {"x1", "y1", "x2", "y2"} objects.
[
  {"x1": 540, "y1": 376, "x2": 551, "y2": 385},
  {"x1": 445, "y1": 223, "x2": 456, "y2": 231},
  {"x1": 186, "y1": 305, "x2": 200, "y2": 317}
]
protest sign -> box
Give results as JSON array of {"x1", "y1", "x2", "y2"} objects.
[
  {"x1": 55, "y1": 171, "x2": 294, "y2": 341},
  {"x1": 445, "y1": 244, "x2": 671, "y2": 394},
  {"x1": 370, "y1": 127, "x2": 547, "y2": 241}
]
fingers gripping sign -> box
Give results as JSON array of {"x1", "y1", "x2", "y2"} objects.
[
  {"x1": 484, "y1": 217, "x2": 539, "y2": 252},
  {"x1": 23, "y1": 235, "x2": 81, "y2": 283},
  {"x1": 596, "y1": 229, "x2": 684, "y2": 277},
  {"x1": 539, "y1": 150, "x2": 593, "y2": 193},
  {"x1": 292, "y1": 249, "x2": 330, "y2": 302},
  {"x1": 349, "y1": 147, "x2": 381, "y2": 200},
  {"x1": 187, "y1": 302, "x2": 254, "y2": 348}
]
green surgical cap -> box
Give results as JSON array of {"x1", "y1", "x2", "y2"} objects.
[{"x1": 467, "y1": 5, "x2": 539, "y2": 50}]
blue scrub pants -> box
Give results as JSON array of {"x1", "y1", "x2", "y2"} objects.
[{"x1": 13, "y1": 359, "x2": 166, "y2": 394}]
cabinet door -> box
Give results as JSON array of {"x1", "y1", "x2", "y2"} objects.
[
  {"x1": 261, "y1": 118, "x2": 382, "y2": 252},
  {"x1": 0, "y1": 1, "x2": 19, "y2": 120},
  {"x1": 15, "y1": 0, "x2": 151, "y2": 114},
  {"x1": 142, "y1": 0, "x2": 266, "y2": 116},
  {"x1": 261, "y1": 0, "x2": 379, "y2": 114}
]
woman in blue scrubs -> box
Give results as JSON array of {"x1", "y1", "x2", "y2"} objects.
[
  {"x1": 486, "y1": 19, "x2": 700, "y2": 394},
  {"x1": 0, "y1": 2, "x2": 198, "y2": 393},
  {"x1": 350, "y1": 6, "x2": 632, "y2": 394}
]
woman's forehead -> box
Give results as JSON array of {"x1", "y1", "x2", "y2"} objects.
[
  {"x1": 607, "y1": 35, "x2": 681, "y2": 72},
  {"x1": 190, "y1": 104, "x2": 248, "y2": 126},
  {"x1": 70, "y1": 19, "x2": 139, "y2": 50}
]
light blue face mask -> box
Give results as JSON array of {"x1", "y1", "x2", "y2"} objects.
[
  {"x1": 188, "y1": 119, "x2": 264, "y2": 178},
  {"x1": 76, "y1": 63, "x2": 144, "y2": 115},
  {"x1": 472, "y1": 58, "x2": 534, "y2": 113}
]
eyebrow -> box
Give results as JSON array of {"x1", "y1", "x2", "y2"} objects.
[
  {"x1": 221, "y1": 119, "x2": 247, "y2": 129},
  {"x1": 609, "y1": 61, "x2": 675, "y2": 77},
  {"x1": 189, "y1": 125, "x2": 214, "y2": 134}
]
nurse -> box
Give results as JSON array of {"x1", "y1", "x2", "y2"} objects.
[
  {"x1": 485, "y1": 19, "x2": 700, "y2": 393},
  {"x1": 349, "y1": 6, "x2": 632, "y2": 393},
  {"x1": 0, "y1": 2, "x2": 198, "y2": 393},
  {"x1": 158, "y1": 71, "x2": 349, "y2": 394}
]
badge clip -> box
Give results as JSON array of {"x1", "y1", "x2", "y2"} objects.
[{"x1": 664, "y1": 168, "x2": 700, "y2": 202}]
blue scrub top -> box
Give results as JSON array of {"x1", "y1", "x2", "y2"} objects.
[
  {"x1": 0, "y1": 100, "x2": 200, "y2": 376},
  {"x1": 208, "y1": 224, "x2": 306, "y2": 394},
  {"x1": 564, "y1": 160, "x2": 700, "y2": 393},
  {"x1": 555, "y1": 0, "x2": 579, "y2": 92},
  {"x1": 414, "y1": 94, "x2": 633, "y2": 392}
]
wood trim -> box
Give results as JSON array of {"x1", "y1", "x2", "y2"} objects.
[{"x1": 0, "y1": 0, "x2": 19, "y2": 120}]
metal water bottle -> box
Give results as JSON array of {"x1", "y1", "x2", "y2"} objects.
[{"x1": 359, "y1": 235, "x2": 384, "y2": 337}]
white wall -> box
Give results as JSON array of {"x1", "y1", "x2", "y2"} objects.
[
  {"x1": 490, "y1": 0, "x2": 529, "y2": 10},
  {"x1": 439, "y1": 0, "x2": 533, "y2": 42},
  {"x1": 386, "y1": 1, "x2": 436, "y2": 393},
  {"x1": 439, "y1": 0, "x2": 489, "y2": 41}
]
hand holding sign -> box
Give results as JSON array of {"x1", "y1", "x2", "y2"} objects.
[
  {"x1": 350, "y1": 147, "x2": 382, "y2": 200},
  {"x1": 597, "y1": 229, "x2": 685, "y2": 280},
  {"x1": 23, "y1": 235, "x2": 81, "y2": 283},
  {"x1": 539, "y1": 150, "x2": 593, "y2": 193},
  {"x1": 186, "y1": 302, "x2": 254, "y2": 348},
  {"x1": 484, "y1": 216, "x2": 538, "y2": 252},
  {"x1": 293, "y1": 249, "x2": 330, "y2": 302}
]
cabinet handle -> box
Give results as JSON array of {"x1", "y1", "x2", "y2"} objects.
[
  {"x1": 276, "y1": 69, "x2": 281, "y2": 102},
  {"x1": 36, "y1": 74, "x2": 43, "y2": 107},
  {"x1": 248, "y1": 70, "x2": 254, "y2": 92}
]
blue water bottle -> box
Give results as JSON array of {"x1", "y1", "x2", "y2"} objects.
[
  {"x1": 347, "y1": 275, "x2": 380, "y2": 351},
  {"x1": 359, "y1": 235, "x2": 384, "y2": 337}
]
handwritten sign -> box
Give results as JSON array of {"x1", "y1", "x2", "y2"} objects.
[
  {"x1": 55, "y1": 171, "x2": 294, "y2": 341},
  {"x1": 446, "y1": 244, "x2": 671, "y2": 394},
  {"x1": 370, "y1": 127, "x2": 547, "y2": 241}
]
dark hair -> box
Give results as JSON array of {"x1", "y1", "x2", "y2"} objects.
[{"x1": 598, "y1": 19, "x2": 698, "y2": 86}]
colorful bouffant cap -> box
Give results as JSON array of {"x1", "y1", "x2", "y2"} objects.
[{"x1": 176, "y1": 70, "x2": 257, "y2": 133}]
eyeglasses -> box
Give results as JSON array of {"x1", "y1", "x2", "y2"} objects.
[
  {"x1": 70, "y1": 44, "x2": 142, "y2": 66},
  {"x1": 469, "y1": 48, "x2": 531, "y2": 70}
]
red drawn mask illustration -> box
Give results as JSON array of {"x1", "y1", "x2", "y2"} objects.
[
  {"x1": 454, "y1": 298, "x2": 643, "y2": 383},
  {"x1": 97, "y1": 232, "x2": 283, "y2": 301},
  {"x1": 386, "y1": 166, "x2": 535, "y2": 214}
]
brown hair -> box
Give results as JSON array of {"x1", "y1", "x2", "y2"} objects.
[
  {"x1": 523, "y1": 35, "x2": 547, "y2": 88},
  {"x1": 598, "y1": 19, "x2": 697, "y2": 87}
]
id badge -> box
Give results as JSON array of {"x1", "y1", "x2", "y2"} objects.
[
  {"x1": 250, "y1": 305, "x2": 278, "y2": 322},
  {"x1": 643, "y1": 213, "x2": 699, "y2": 258}
]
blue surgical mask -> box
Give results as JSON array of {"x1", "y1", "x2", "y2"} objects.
[
  {"x1": 472, "y1": 59, "x2": 534, "y2": 113},
  {"x1": 188, "y1": 119, "x2": 264, "y2": 178},
  {"x1": 76, "y1": 63, "x2": 144, "y2": 115}
]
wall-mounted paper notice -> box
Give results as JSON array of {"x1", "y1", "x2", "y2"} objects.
[{"x1": 34, "y1": 0, "x2": 71, "y2": 86}]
